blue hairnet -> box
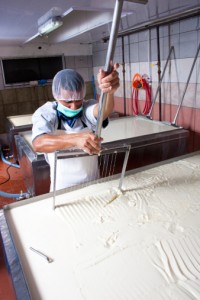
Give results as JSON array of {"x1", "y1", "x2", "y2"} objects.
[{"x1": 52, "y1": 69, "x2": 86, "y2": 101}]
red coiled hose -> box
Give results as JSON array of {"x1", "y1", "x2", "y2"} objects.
[{"x1": 132, "y1": 74, "x2": 152, "y2": 115}]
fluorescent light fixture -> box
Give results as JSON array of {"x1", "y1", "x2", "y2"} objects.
[{"x1": 38, "y1": 16, "x2": 63, "y2": 35}]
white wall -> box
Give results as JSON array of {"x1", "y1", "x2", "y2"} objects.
[
  {"x1": 0, "y1": 43, "x2": 93, "y2": 90},
  {"x1": 0, "y1": 42, "x2": 92, "y2": 58}
]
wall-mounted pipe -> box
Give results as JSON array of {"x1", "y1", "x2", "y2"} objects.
[
  {"x1": 103, "y1": 7, "x2": 200, "y2": 42},
  {"x1": 172, "y1": 43, "x2": 200, "y2": 126},
  {"x1": 156, "y1": 26, "x2": 162, "y2": 121},
  {"x1": 121, "y1": 36, "x2": 127, "y2": 115},
  {"x1": 146, "y1": 46, "x2": 175, "y2": 119}
]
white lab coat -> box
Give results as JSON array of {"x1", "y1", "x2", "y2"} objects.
[{"x1": 32, "y1": 101, "x2": 103, "y2": 191}]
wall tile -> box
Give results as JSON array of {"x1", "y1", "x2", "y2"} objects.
[
  {"x1": 129, "y1": 33, "x2": 139, "y2": 44},
  {"x1": 150, "y1": 28, "x2": 157, "y2": 40},
  {"x1": 123, "y1": 64, "x2": 131, "y2": 81},
  {"x1": 180, "y1": 31, "x2": 198, "y2": 58},
  {"x1": 76, "y1": 68, "x2": 91, "y2": 82},
  {"x1": 138, "y1": 41, "x2": 149, "y2": 62},
  {"x1": 181, "y1": 83, "x2": 199, "y2": 108},
  {"x1": 88, "y1": 68, "x2": 94, "y2": 81},
  {"x1": 113, "y1": 46, "x2": 120, "y2": 64},
  {"x1": 4, "y1": 103, "x2": 18, "y2": 116},
  {"x1": 179, "y1": 57, "x2": 198, "y2": 83},
  {"x1": 170, "y1": 21, "x2": 180, "y2": 35},
  {"x1": 150, "y1": 38, "x2": 158, "y2": 61},
  {"x1": 15, "y1": 87, "x2": 32, "y2": 103},
  {"x1": 138, "y1": 30, "x2": 149, "y2": 42},
  {"x1": 166, "y1": 58, "x2": 181, "y2": 83},
  {"x1": 16, "y1": 101, "x2": 34, "y2": 115},
  {"x1": 92, "y1": 50, "x2": 107, "y2": 67},
  {"x1": 123, "y1": 44, "x2": 131, "y2": 64},
  {"x1": 159, "y1": 24, "x2": 170, "y2": 38},
  {"x1": 159, "y1": 37, "x2": 171, "y2": 60},
  {"x1": 1, "y1": 89, "x2": 17, "y2": 104},
  {"x1": 65, "y1": 56, "x2": 75, "y2": 68},
  {"x1": 180, "y1": 16, "x2": 199, "y2": 33},
  {"x1": 75, "y1": 56, "x2": 92, "y2": 68},
  {"x1": 123, "y1": 36, "x2": 130, "y2": 46},
  {"x1": 129, "y1": 43, "x2": 139, "y2": 62}
]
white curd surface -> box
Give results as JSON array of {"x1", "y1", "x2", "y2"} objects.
[
  {"x1": 5, "y1": 153, "x2": 200, "y2": 300},
  {"x1": 101, "y1": 116, "x2": 176, "y2": 143},
  {"x1": 7, "y1": 114, "x2": 33, "y2": 127},
  {"x1": 22, "y1": 116, "x2": 177, "y2": 149}
]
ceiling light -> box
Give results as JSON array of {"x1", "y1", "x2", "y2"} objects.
[{"x1": 38, "y1": 16, "x2": 63, "y2": 35}]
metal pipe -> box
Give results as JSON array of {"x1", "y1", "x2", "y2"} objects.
[
  {"x1": 147, "y1": 46, "x2": 175, "y2": 119},
  {"x1": 103, "y1": 7, "x2": 200, "y2": 42},
  {"x1": 172, "y1": 43, "x2": 200, "y2": 126},
  {"x1": 52, "y1": 152, "x2": 57, "y2": 210},
  {"x1": 122, "y1": 36, "x2": 127, "y2": 115},
  {"x1": 95, "y1": 0, "x2": 148, "y2": 137},
  {"x1": 95, "y1": 0, "x2": 124, "y2": 138},
  {"x1": 156, "y1": 26, "x2": 162, "y2": 121}
]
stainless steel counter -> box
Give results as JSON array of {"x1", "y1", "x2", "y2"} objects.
[{"x1": 6, "y1": 114, "x2": 33, "y2": 159}]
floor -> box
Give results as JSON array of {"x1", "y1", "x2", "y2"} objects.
[{"x1": 0, "y1": 156, "x2": 26, "y2": 300}]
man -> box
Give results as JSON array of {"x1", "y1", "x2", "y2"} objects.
[{"x1": 32, "y1": 64, "x2": 120, "y2": 191}]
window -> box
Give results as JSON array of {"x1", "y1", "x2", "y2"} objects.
[{"x1": 1, "y1": 56, "x2": 64, "y2": 86}]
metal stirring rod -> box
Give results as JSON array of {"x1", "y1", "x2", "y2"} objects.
[{"x1": 95, "y1": 0, "x2": 123, "y2": 138}]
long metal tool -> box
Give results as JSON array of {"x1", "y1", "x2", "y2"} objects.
[
  {"x1": 95, "y1": 0, "x2": 148, "y2": 138},
  {"x1": 146, "y1": 45, "x2": 175, "y2": 119},
  {"x1": 172, "y1": 43, "x2": 200, "y2": 126}
]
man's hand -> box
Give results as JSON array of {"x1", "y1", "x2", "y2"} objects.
[
  {"x1": 32, "y1": 131, "x2": 102, "y2": 154},
  {"x1": 97, "y1": 63, "x2": 120, "y2": 94},
  {"x1": 74, "y1": 131, "x2": 103, "y2": 155}
]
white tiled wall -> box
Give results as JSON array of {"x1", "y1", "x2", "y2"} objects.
[{"x1": 92, "y1": 15, "x2": 200, "y2": 110}]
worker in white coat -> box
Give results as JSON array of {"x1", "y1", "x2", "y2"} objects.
[{"x1": 32, "y1": 64, "x2": 120, "y2": 191}]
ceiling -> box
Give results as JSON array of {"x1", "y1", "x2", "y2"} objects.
[
  {"x1": 0, "y1": 0, "x2": 199, "y2": 47},
  {"x1": 0, "y1": 0, "x2": 148, "y2": 47}
]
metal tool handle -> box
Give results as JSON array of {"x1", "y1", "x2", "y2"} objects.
[{"x1": 95, "y1": 0, "x2": 124, "y2": 138}]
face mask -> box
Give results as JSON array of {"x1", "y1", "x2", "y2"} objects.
[{"x1": 57, "y1": 102, "x2": 83, "y2": 118}]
